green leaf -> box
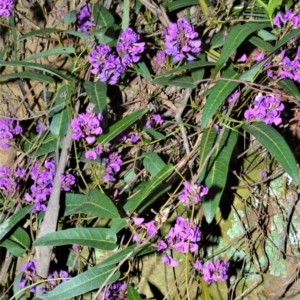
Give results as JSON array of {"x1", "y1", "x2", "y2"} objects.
[
  {"x1": 198, "y1": 0, "x2": 209, "y2": 16},
  {"x1": 134, "y1": 62, "x2": 152, "y2": 81},
  {"x1": 92, "y1": 26, "x2": 115, "y2": 45},
  {"x1": 122, "y1": 0, "x2": 130, "y2": 30},
  {"x1": 200, "y1": 277, "x2": 212, "y2": 300},
  {"x1": 84, "y1": 81, "x2": 107, "y2": 113},
  {"x1": 199, "y1": 127, "x2": 238, "y2": 223},
  {"x1": 0, "y1": 239, "x2": 26, "y2": 257},
  {"x1": 0, "y1": 72, "x2": 54, "y2": 84},
  {"x1": 213, "y1": 23, "x2": 269, "y2": 77},
  {"x1": 93, "y1": 4, "x2": 115, "y2": 27},
  {"x1": 278, "y1": 79, "x2": 300, "y2": 102},
  {"x1": 258, "y1": 29, "x2": 276, "y2": 41},
  {"x1": 63, "y1": 10, "x2": 77, "y2": 25},
  {"x1": 35, "y1": 133, "x2": 58, "y2": 157},
  {"x1": 8, "y1": 227, "x2": 30, "y2": 251},
  {"x1": 128, "y1": 285, "x2": 143, "y2": 300},
  {"x1": 142, "y1": 152, "x2": 166, "y2": 176},
  {"x1": 249, "y1": 36, "x2": 273, "y2": 52},
  {"x1": 22, "y1": 47, "x2": 75, "y2": 62},
  {"x1": 69, "y1": 189, "x2": 120, "y2": 219},
  {"x1": 98, "y1": 108, "x2": 148, "y2": 144},
  {"x1": 13, "y1": 272, "x2": 26, "y2": 300},
  {"x1": 49, "y1": 106, "x2": 71, "y2": 136},
  {"x1": 266, "y1": 0, "x2": 282, "y2": 19},
  {"x1": 201, "y1": 67, "x2": 239, "y2": 128},
  {"x1": 63, "y1": 193, "x2": 85, "y2": 216},
  {"x1": 33, "y1": 228, "x2": 117, "y2": 250},
  {"x1": 243, "y1": 122, "x2": 300, "y2": 184},
  {"x1": 164, "y1": 0, "x2": 198, "y2": 12},
  {"x1": 40, "y1": 265, "x2": 120, "y2": 300},
  {"x1": 152, "y1": 76, "x2": 196, "y2": 88},
  {"x1": 123, "y1": 164, "x2": 173, "y2": 213},
  {"x1": 0, "y1": 205, "x2": 33, "y2": 241},
  {"x1": 18, "y1": 28, "x2": 89, "y2": 41},
  {"x1": 157, "y1": 61, "x2": 215, "y2": 78},
  {"x1": 143, "y1": 128, "x2": 166, "y2": 140},
  {"x1": 109, "y1": 218, "x2": 127, "y2": 235},
  {"x1": 0, "y1": 61, "x2": 68, "y2": 80}
]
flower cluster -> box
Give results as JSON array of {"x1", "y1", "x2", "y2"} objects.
[
  {"x1": 102, "y1": 282, "x2": 127, "y2": 300},
  {"x1": 71, "y1": 106, "x2": 103, "y2": 144},
  {"x1": 77, "y1": 4, "x2": 94, "y2": 33},
  {"x1": 273, "y1": 9, "x2": 300, "y2": 28},
  {"x1": 244, "y1": 93, "x2": 284, "y2": 126},
  {"x1": 0, "y1": 117, "x2": 23, "y2": 149},
  {"x1": 178, "y1": 181, "x2": 209, "y2": 206},
  {"x1": 163, "y1": 17, "x2": 201, "y2": 63},
  {"x1": 47, "y1": 270, "x2": 69, "y2": 289},
  {"x1": 0, "y1": 166, "x2": 24, "y2": 196},
  {"x1": 194, "y1": 259, "x2": 229, "y2": 284},
  {"x1": 0, "y1": 0, "x2": 13, "y2": 18},
  {"x1": 19, "y1": 260, "x2": 37, "y2": 292},
  {"x1": 275, "y1": 47, "x2": 300, "y2": 83},
  {"x1": 145, "y1": 114, "x2": 164, "y2": 129},
  {"x1": 88, "y1": 28, "x2": 145, "y2": 84},
  {"x1": 157, "y1": 216, "x2": 201, "y2": 267},
  {"x1": 23, "y1": 159, "x2": 76, "y2": 212}
]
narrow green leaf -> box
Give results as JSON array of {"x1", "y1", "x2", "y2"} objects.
[
  {"x1": 142, "y1": 152, "x2": 166, "y2": 177},
  {"x1": 13, "y1": 272, "x2": 26, "y2": 300},
  {"x1": 0, "y1": 72, "x2": 54, "y2": 84},
  {"x1": 278, "y1": 79, "x2": 300, "y2": 102},
  {"x1": 143, "y1": 128, "x2": 166, "y2": 140},
  {"x1": 63, "y1": 10, "x2": 77, "y2": 25},
  {"x1": 122, "y1": 0, "x2": 130, "y2": 30},
  {"x1": 198, "y1": 0, "x2": 209, "y2": 16},
  {"x1": 33, "y1": 228, "x2": 117, "y2": 250},
  {"x1": 199, "y1": 127, "x2": 238, "y2": 223},
  {"x1": 201, "y1": 67, "x2": 239, "y2": 128},
  {"x1": 0, "y1": 239, "x2": 26, "y2": 257},
  {"x1": 243, "y1": 122, "x2": 300, "y2": 184},
  {"x1": 98, "y1": 108, "x2": 148, "y2": 145},
  {"x1": 266, "y1": 0, "x2": 282, "y2": 19},
  {"x1": 35, "y1": 133, "x2": 58, "y2": 157},
  {"x1": 258, "y1": 29, "x2": 276, "y2": 41},
  {"x1": 92, "y1": 26, "x2": 115, "y2": 44},
  {"x1": 249, "y1": 36, "x2": 273, "y2": 51},
  {"x1": 63, "y1": 193, "x2": 85, "y2": 216},
  {"x1": 8, "y1": 227, "x2": 30, "y2": 250},
  {"x1": 0, "y1": 60, "x2": 68, "y2": 80},
  {"x1": 22, "y1": 47, "x2": 75, "y2": 62},
  {"x1": 134, "y1": 62, "x2": 152, "y2": 81},
  {"x1": 18, "y1": 28, "x2": 89, "y2": 41},
  {"x1": 84, "y1": 81, "x2": 107, "y2": 113},
  {"x1": 200, "y1": 277, "x2": 213, "y2": 300},
  {"x1": 69, "y1": 189, "x2": 120, "y2": 219},
  {"x1": 93, "y1": 4, "x2": 115, "y2": 27},
  {"x1": 0, "y1": 205, "x2": 33, "y2": 241},
  {"x1": 152, "y1": 76, "x2": 196, "y2": 88},
  {"x1": 40, "y1": 266, "x2": 120, "y2": 300},
  {"x1": 157, "y1": 61, "x2": 215, "y2": 78},
  {"x1": 213, "y1": 23, "x2": 269, "y2": 77},
  {"x1": 124, "y1": 164, "x2": 173, "y2": 213},
  {"x1": 49, "y1": 106, "x2": 71, "y2": 136},
  {"x1": 164, "y1": 0, "x2": 198, "y2": 12},
  {"x1": 110, "y1": 218, "x2": 127, "y2": 235},
  {"x1": 128, "y1": 285, "x2": 143, "y2": 300}
]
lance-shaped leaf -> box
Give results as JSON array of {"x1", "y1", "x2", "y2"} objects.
[
  {"x1": 0, "y1": 72, "x2": 54, "y2": 83},
  {"x1": 123, "y1": 164, "x2": 173, "y2": 214},
  {"x1": 142, "y1": 152, "x2": 166, "y2": 177},
  {"x1": 68, "y1": 189, "x2": 120, "y2": 219},
  {"x1": 49, "y1": 106, "x2": 71, "y2": 136},
  {"x1": 22, "y1": 47, "x2": 75, "y2": 62},
  {"x1": 98, "y1": 108, "x2": 147, "y2": 145},
  {"x1": 278, "y1": 79, "x2": 300, "y2": 102},
  {"x1": 0, "y1": 205, "x2": 33, "y2": 241},
  {"x1": 128, "y1": 284, "x2": 143, "y2": 300},
  {"x1": 201, "y1": 67, "x2": 239, "y2": 128},
  {"x1": 199, "y1": 127, "x2": 238, "y2": 223},
  {"x1": 92, "y1": 4, "x2": 114, "y2": 27},
  {"x1": 84, "y1": 81, "x2": 107, "y2": 113},
  {"x1": 213, "y1": 23, "x2": 269, "y2": 78},
  {"x1": 40, "y1": 265, "x2": 120, "y2": 300},
  {"x1": 243, "y1": 122, "x2": 300, "y2": 184},
  {"x1": 33, "y1": 228, "x2": 117, "y2": 250}
]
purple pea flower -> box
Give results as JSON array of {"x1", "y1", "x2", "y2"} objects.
[
  {"x1": 162, "y1": 252, "x2": 178, "y2": 267},
  {"x1": 0, "y1": 0, "x2": 13, "y2": 17},
  {"x1": 152, "y1": 114, "x2": 164, "y2": 125},
  {"x1": 178, "y1": 181, "x2": 209, "y2": 205},
  {"x1": 77, "y1": 5, "x2": 93, "y2": 33}
]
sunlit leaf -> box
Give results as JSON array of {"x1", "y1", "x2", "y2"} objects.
[
  {"x1": 243, "y1": 122, "x2": 300, "y2": 184},
  {"x1": 84, "y1": 81, "x2": 107, "y2": 113},
  {"x1": 142, "y1": 152, "x2": 166, "y2": 177}
]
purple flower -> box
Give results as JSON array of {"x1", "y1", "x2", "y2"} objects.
[
  {"x1": 178, "y1": 181, "x2": 209, "y2": 205},
  {"x1": 194, "y1": 259, "x2": 203, "y2": 271},
  {"x1": 77, "y1": 5, "x2": 93, "y2": 33},
  {"x1": 36, "y1": 123, "x2": 44, "y2": 133},
  {"x1": 228, "y1": 90, "x2": 240, "y2": 103},
  {"x1": 85, "y1": 149, "x2": 97, "y2": 160},
  {"x1": 19, "y1": 259, "x2": 37, "y2": 291},
  {"x1": 0, "y1": 0, "x2": 13, "y2": 17},
  {"x1": 273, "y1": 12, "x2": 283, "y2": 27},
  {"x1": 144, "y1": 220, "x2": 158, "y2": 238},
  {"x1": 145, "y1": 120, "x2": 152, "y2": 129},
  {"x1": 237, "y1": 54, "x2": 247, "y2": 63},
  {"x1": 116, "y1": 28, "x2": 145, "y2": 66},
  {"x1": 129, "y1": 134, "x2": 140, "y2": 143},
  {"x1": 61, "y1": 173, "x2": 76, "y2": 191},
  {"x1": 254, "y1": 52, "x2": 265, "y2": 62},
  {"x1": 0, "y1": 117, "x2": 22, "y2": 149},
  {"x1": 152, "y1": 114, "x2": 164, "y2": 125},
  {"x1": 103, "y1": 282, "x2": 127, "y2": 300},
  {"x1": 132, "y1": 217, "x2": 144, "y2": 226},
  {"x1": 162, "y1": 253, "x2": 178, "y2": 267},
  {"x1": 163, "y1": 17, "x2": 201, "y2": 63},
  {"x1": 156, "y1": 50, "x2": 166, "y2": 66}
]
